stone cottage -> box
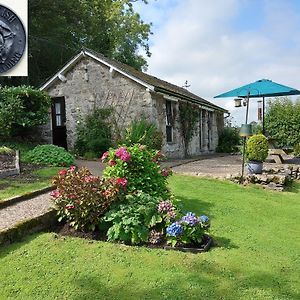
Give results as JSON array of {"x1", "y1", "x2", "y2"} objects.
[{"x1": 40, "y1": 48, "x2": 226, "y2": 158}]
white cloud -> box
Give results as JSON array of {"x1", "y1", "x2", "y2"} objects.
[{"x1": 136, "y1": 0, "x2": 300, "y2": 125}]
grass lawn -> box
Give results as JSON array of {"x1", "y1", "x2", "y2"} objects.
[
  {"x1": 0, "y1": 175, "x2": 299, "y2": 299},
  {"x1": 0, "y1": 167, "x2": 61, "y2": 202}
]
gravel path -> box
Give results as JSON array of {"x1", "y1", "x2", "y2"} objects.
[{"x1": 0, "y1": 192, "x2": 53, "y2": 231}]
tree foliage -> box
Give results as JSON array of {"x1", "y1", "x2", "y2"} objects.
[
  {"x1": 265, "y1": 97, "x2": 300, "y2": 147},
  {"x1": 0, "y1": 0, "x2": 151, "y2": 87},
  {"x1": 0, "y1": 86, "x2": 51, "y2": 138}
]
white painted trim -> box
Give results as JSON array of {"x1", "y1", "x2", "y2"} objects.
[
  {"x1": 86, "y1": 51, "x2": 154, "y2": 91},
  {"x1": 40, "y1": 49, "x2": 155, "y2": 92},
  {"x1": 40, "y1": 52, "x2": 84, "y2": 90}
]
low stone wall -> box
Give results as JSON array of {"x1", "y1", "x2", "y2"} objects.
[
  {"x1": 230, "y1": 165, "x2": 300, "y2": 191},
  {"x1": 0, "y1": 150, "x2": 20, "y2": 179}
]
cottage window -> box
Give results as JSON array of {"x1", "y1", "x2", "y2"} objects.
[{"x1": 166, "y1": 100, "x2": 173, "y2": 143}]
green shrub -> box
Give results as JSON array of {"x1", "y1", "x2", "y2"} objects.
[
  {"x1": 122, "y1": 118, "x2": 163, "y2": 150},
  {"x1": 101, "y1": 192, "x2": 164, "y2": 245},
  {"x1": 0, "y1": 86, "x2": 51, "y2": 138},
  {"x1": 246, "y1": 134, "x2": 269, "y2": 162},
  {"x1": 51, "y1": 167, "x2": 126, "y2": 231},
  {"x1": 216, "y1": 127, "x2": 240, "y2": 153},
  {"x1": 0, "y1": 146, "x2": 14, "y2": 155},
  {"x1": 102, "y1": 144, "x2": 171, "y2": 199},
  {"x1": 75, "y1": 108, "x2": 112, "y2": 158},
  {"x1": 294, "y1": 143, "x2": 300, "y2": 157},
  {"x1": 26, "y1": 144, "x2": 75, "y2": 166}
]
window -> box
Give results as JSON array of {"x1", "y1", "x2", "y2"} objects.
[{"x1": 166, "y1": 100, "x2": 173, "y2": 143}]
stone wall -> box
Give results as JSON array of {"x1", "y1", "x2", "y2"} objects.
[
  {"x1": 44, "y1": 57, "x2": 153, "y2": 149},
  {"x1": 42, "y1": 55, "x2": 223, "y2": 158}
]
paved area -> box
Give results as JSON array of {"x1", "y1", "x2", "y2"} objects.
[{"x1": 0, "y1": 193, "x2": 53, "y2": 231}]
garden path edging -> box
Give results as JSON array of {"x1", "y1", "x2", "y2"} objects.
[
  {"x1": 0, "y1": 210, "x2": 57, "y2": 246},
  {"x1": 0, "y1": 185, "x2": 55, "y2": 209}
]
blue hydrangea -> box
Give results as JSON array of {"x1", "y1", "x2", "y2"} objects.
[
  {"x1": 181, "y1": 212, "x2": 199, "y2": 226},
  {"x1": 166, "y1": 222, "x2": 183, "y2": 237},
  {"x1": 199, "y1": 215, "x2": 209, "y2": 223}
]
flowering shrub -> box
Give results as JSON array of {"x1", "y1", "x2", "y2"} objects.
[
  {"x1": 51, "y1": 166, "x2": 126, "y2": 231},
  {"x1": 102, "y1": 144, "x2": 171, "y2": 199},
  {"x1": 165, "y1": 212, "x2": 210, "y2": 247},
  {"x1": 101, "y1": 192, "x2": 164, "y2": 245}
]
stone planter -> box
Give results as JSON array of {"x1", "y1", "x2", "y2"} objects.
[
  {"x1": 247, "y1": 161, "x2": 263, "y2": 174},
  {"x1": 164, "y1": 235, "x2": 212, "y2": 253}
]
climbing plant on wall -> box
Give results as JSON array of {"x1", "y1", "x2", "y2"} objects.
[{"x1": 178, "y1": 101, "x2": 199, "y2": 157}]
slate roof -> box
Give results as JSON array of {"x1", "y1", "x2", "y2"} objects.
[
  {"x1": 41, "y1": 47, "x2": 226, "y2": 112},
  {"x1": 85, "y1": 48, "x2": 226, "y2": 112}
]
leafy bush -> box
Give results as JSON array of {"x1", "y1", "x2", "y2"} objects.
[
  {"x1": 246, "y1": 134, "x2": 269, "y2": 162},
  {"x1": 294, "y1": 143, "x2": 300, "y2": 157},
  {"x1": 51, "y1": 167, "x2": 126, "y2": 231},
  {"x1": 0, "y1": 86, "x2": 51, "y2": 138},
  {"x1": 122, "y1": 118, "x2": 162, "y2": 150},
  {"x1": 216, "y1": 127, "x2": 240, "y2": 153},
  {"x1": 265, "y1": 97, "x2": 300, "y2": 147},
  {"x1": 26, "y1": 144, "x2": 75, "y2": 166},
  {"x1": 75, "y1": 108, "x2": 112, "y2": 158},
  {"x1": 101, "y1": 192, "x2": 164, "y2": 245},
  {"x1": 102, "y1": 144, "x2": 171, "y2": 199}
]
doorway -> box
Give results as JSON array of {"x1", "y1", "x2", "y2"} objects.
[{"x1": 51, "y1": 97, "x2": 67, "y2": 149}]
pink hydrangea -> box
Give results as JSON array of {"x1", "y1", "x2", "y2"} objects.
[
  {"x1": 69, "y1": 166, "x2": 76, "y2": 172},
  {"x1": 50, "y1": 190, "x2": 61, "y2": 198},
  {"x1": 84, "y1": 175, "x2": 98, "y2": 183},
  {"x1": 100, "y1": 151, "x2": 109, "y2": 162},
  {"x1": 108, "y1": 159, "x2": 116, "y2": 166},
  {"x1": 115, "y1": 147, "x2": 131, "y2": 162},
  {"x1": 65, "y1": 205, "x2": 75, "y2": 210},
  {"x1": 161, "y1": 169, "x2": 171, "y2": 177},
  {"x1": 116, "y1": 177, "x2": 128, "y2": 187}
]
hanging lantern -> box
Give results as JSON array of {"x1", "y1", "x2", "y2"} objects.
[
  {"x1": 239, "y1": 124, "x2": 253, "y2": 137},
  {"x1": 257, "y1": 100, "x2": 262, "y2": 121},
  {"x1": 234, "y1": 98, "x2": 242, "y2": 107}
]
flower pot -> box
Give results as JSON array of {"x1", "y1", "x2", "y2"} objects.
[{"x1": 247, "y1": 161, "x2": 263, "y2": 174}]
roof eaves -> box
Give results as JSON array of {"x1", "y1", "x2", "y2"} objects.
[{"x1": 154, "y1": 87, "x2": 227, "y2": 112}]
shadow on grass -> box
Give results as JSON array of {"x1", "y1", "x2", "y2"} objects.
[
  {"x1": 212, "y1": 235, "x2": 239, "y2": 250},
  {"x1": 175, "y1": 195, "x2": 215, "y2": 216},
  {"x1": 285, "y1": 180, "x2": 300, "y2": 193}
]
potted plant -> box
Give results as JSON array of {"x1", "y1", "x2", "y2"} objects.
[{"x1": 246, "y1": 134, "x2": 269, "y2": 174}]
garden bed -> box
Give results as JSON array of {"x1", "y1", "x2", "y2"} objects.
[{"x1": 53, "y1": 223, "x2": 212, "y2": 253}]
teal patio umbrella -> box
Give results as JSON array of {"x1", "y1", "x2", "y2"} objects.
[
  {"x1": 214, "y1": 79, "x2": 300, "y2": 179},
  {"x1": 214, "y1": 79, "x2": 300, "y2": 131}
]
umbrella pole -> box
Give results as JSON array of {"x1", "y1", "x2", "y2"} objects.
[
  {"x1": 241, "y1": 92, "x2": 250, "y2": 181},
  {"x1": 262, "y1": 96, "x2": 265, "y2": 135}
]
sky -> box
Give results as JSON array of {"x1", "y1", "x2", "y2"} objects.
[{"x1": 133, "y1": 0, "x2": 300, "y2": 125}]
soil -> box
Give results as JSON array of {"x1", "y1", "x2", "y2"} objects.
[{"x1": 52, "y1": 223, "x2": 212, "y2": 252}]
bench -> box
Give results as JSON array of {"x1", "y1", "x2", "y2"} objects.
[{"x1": 268, "y1": 148, "x2": 285, "y2": 164}]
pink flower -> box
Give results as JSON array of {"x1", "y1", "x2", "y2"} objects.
[
  {"x1": 101, "y1": 151, "x2": 109, "y2": 162},
  {"x1": 50, "y1": 190, "x2": 61, "y2": 198},
  {"x1": 115, "y1": 147, "x2": 131, "y2": 162},
  {"x1": 116, "y1": 178, "x2": 128, "y2": 187},
  {"x1": 69, "y1": 166, "x2": 76, "y2": 172},
  {"x1": 108, "y1": 159, "x2": 116, "y2": 166},
  {"x1": 59, "y1": 169, "x2": 67, "y2": 176},
  {"x1": 84, "y1": 175, "x2": 98, "y2": 183},
  {"x1": 65, "y1": 205, "x2": 75, "y2": 209}
]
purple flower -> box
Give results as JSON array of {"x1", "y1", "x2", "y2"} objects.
[
  {"x1": 181, "y1": 212, "x2": 199, "y2": 226},
  {"x1": 166, "y1": 222, "x2": 183, "y2": 237}
]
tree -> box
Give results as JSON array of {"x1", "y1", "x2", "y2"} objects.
[
  {"x1": 265, "y1": 97, "x2": 300, "y2": 147},
  {"x1": 0, "y1": 0, "x2": 152, "y2": 87}
]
